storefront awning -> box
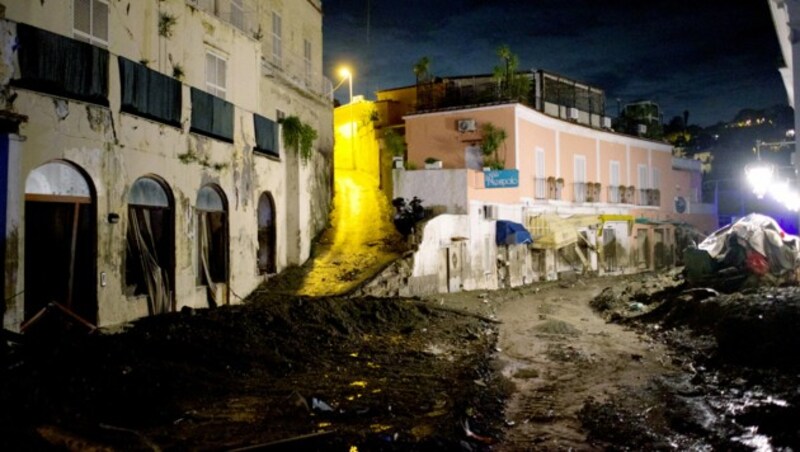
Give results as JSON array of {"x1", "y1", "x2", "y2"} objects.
[
  {"x1": 525, "y1": 214, "x2": 601, "y2": 249},
  {"x1": 496, "y1": 220, "x2": 533, "y2": 246}
]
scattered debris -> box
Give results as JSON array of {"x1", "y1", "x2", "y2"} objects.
[{"x1": 685, "y1": 213, "x2": 800, "y2": 289}]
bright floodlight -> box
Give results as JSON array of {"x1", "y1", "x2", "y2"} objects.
[{"x1": 745, "y1": 163, "x2": 774, "y2": 199}]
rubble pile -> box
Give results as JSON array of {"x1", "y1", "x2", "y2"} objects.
[
  {"x1": 584, "y1": 255, "x2": 800, "y2": 450},
  {"x1": 0, "y1": 295, "x2": 509, "y2": 450},
  {"x1": 589, "y1": 269, "x2": 684, "y2": 319}
]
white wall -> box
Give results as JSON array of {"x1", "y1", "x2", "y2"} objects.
[{"x1": 394, "y1": 169, "x2": 469, "y2": 214}]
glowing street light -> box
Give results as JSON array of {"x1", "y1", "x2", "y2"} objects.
[
  {"x1": 745, "y1": 161, "x2": 774, "y2": 199},
  {"x1": 338, "y1": 67, "x2": 353, "y2": 104}
]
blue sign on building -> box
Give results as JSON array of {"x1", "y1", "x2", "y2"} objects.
[{"x1": 484, "y1": 169, "x2": 519, "y2": 188}]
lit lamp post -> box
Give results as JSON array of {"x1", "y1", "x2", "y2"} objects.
[
  {"x1": 338, "y1": 67, "x2": 353, "y2": 104},
  {"x1": 337, "y1": 67, "x2": 355, "y2": 168}
]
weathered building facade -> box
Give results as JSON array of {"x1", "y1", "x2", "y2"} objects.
[{"x1": 0, "y1": 0, "x2": 332, "y2": 330}]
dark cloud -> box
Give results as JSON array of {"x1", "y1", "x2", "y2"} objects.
[{"x1": 324, "y1": 0, "x2": 787, "y2": 126}]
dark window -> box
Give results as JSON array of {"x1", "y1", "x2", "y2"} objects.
[
  {"x1": 190, "y1": 87, "x2": 233, "y2": 142},
  {"x1": 118, "y1": 57, "x2": 182, "y2": 127},
  {"x1": 253, "y1": 114, "x2": 279, "y2": 157},
  {"x1": 13, "y1": 23, "x2": 109, "y2": 106}
]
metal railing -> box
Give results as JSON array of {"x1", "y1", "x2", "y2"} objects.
[
  {"x1": 534, "y1": 177, "x2": 547, "y2": 199},
  {"x1": 607, "y1": 186, "x2": 621, "y2": 203},
  {"x1": 637, "y1": 189, "x2": 649, "y2": 206},
  {"x1": 573, "y1": 182, "x2": 586, "y2": 203}
]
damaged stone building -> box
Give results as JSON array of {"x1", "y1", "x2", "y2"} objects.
[{"x1": 0, "y1": 0, "x2": 333, "y2": 330}]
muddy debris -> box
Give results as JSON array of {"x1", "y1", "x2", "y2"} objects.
[
  {"x1": 586, "y1": 271, "x2": 800, "y2": 450},
  {"x1": 0, "y1": 295, "x2": 510, "y2": 450}
]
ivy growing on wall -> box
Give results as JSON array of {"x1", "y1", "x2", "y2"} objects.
[{"x1": 280, "y1": 115, "x2": 318, "y2": 164}]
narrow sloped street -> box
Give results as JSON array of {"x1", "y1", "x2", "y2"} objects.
[{"x1": 295, "y1": 170, "x2": 402, "y2": 297}]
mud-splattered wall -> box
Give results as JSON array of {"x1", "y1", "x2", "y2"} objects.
[{"x1": 1, "y1": 0, "x2": 332, "y2": 330}]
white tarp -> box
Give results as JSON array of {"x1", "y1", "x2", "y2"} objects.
[{"x1": 698, "y1": 213, "x2": 800, "y2": 274}]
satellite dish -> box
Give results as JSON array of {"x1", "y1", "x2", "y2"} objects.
[{"x1": 675, "y1": 196, "x2": 687, "y2": 213}]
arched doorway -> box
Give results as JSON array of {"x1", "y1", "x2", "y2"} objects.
[
  {"x1": 23, "y1": 160, "x2": 97, "y2": 326},
  {"x1": 126, "y1": 176, "x2": 174, "y2": 315},
  {"x1": 257, "y1": 192, "x2": 276, "y2": 274},
  {"x1": 197, "y1": 184, "x2": 228, "y2": 307}
]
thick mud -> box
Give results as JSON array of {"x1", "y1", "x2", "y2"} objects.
[
  {"x1": 4, "y1": 270, "x2": 799, "y2": 450},
  {"x1": 0, "y1": 294, "x2": 508, "y2": 450},
  {"x1": 586, "y1": 277, "x2": 800, "y2": 451}
]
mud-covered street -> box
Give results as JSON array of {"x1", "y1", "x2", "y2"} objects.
[{"x1": 3, "y1": 270, "x2": 800, "y2": 450}]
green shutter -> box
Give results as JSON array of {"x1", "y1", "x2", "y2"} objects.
[
  {"x1": 119, "y1": 57, "x2": 181, "y2": 126},
  {"x1": 191, "y1": 88, "x2": 233, "y2": 142},
  {"x1": 15, "y1": 23, "x2": 108, "y2": 105},
  {"x1": 254, "y1": 114, "x2": 279, "y2": 157}
]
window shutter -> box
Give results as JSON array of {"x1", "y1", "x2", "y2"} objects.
[
  {"x1": 254, "y1": 114, "x2": 279, "y2": 157},
  {"x1": 14, "y1": 23, "x2": 108, "y2": 105}
]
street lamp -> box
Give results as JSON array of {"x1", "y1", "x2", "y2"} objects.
[{"x1": 338, "y1": 67, "x2": 353, "y2": 104}]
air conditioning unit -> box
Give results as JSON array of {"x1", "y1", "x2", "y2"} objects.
[
  {"x1": 483, "y1": 204, "x2": 498, "y2": 220},
  {"x1": 567, "y1": 107, "x2": 580, "y2": 120},
  {"x1": 457, "y1": 119, "x2": 477, "y2": 133},
  {"x1": 637, "y1": 124, "x2": 648, "y2": 135},
  {"x1": 601, "y1": 116, "x2": 612, "y2": 129}
]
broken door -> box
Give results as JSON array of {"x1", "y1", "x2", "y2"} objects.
[
  {"x1": 447, "y1": 242, "x2": 465, "y2": 293},
  {"x1": 257, "y1": 192, "x2": 276, "y2": 274},
  {"x1": 603, "y1": 227, "x2": 618, "y2": 272},
  {"x1": 24, "y1": 161, "x2": 97, "y2": 325}
]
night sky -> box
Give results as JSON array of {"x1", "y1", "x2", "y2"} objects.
[{"x1": 323, "y1": 0, "x2": 788, "y2": 126}]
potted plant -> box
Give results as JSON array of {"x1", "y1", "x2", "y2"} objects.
[
  {"x1": 582, "y1": 182, "x2": 593, "y2": 202},
  {"x1": 617, "y1": 184, "x2": 627, "y2": 203},
  {"x1": 424, "y1": 157, "x2": 443, "y2": 169},
  {"x1": 384, "y1": 129, "x2": 406, "y2": 169}
]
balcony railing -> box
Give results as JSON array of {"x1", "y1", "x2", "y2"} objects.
[
  {"x1": 534, "y1": 177, "x2": 547, "y2": 199},
  {"x1": 637, "y1": 188, "x2": 649, "y2": 206},
  {"x1": 573, "y1": 182, "x2": 586, "y2": 203},
  {"x1": 607, "y1": 186, "x2": 621, "y2": 204},
  {"x1": 635, "y1": 188, "x2": 661, "y2": 206}
]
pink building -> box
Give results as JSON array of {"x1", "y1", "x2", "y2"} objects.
[{"x1": 377, "y1": 75, "x2": 716, "y2": 290}]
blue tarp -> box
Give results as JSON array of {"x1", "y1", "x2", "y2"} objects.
[{"x1": 496, "y1": 220, "x2": 533, "y2": 246}]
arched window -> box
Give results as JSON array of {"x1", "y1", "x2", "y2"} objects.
[
  {"x1": 196, "y1": 184, "x2": 228, "y2": 307},
  {"x1": 126, "y1": 176, "x2": 174, "y2": 315}
]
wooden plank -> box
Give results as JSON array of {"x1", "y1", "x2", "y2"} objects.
[
  {"x1": 66, "y1": 203, "x2": 79, "y2": 309},
  {"x1": 25, "y1": 193, "x2": 91, "y2": 204}
]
